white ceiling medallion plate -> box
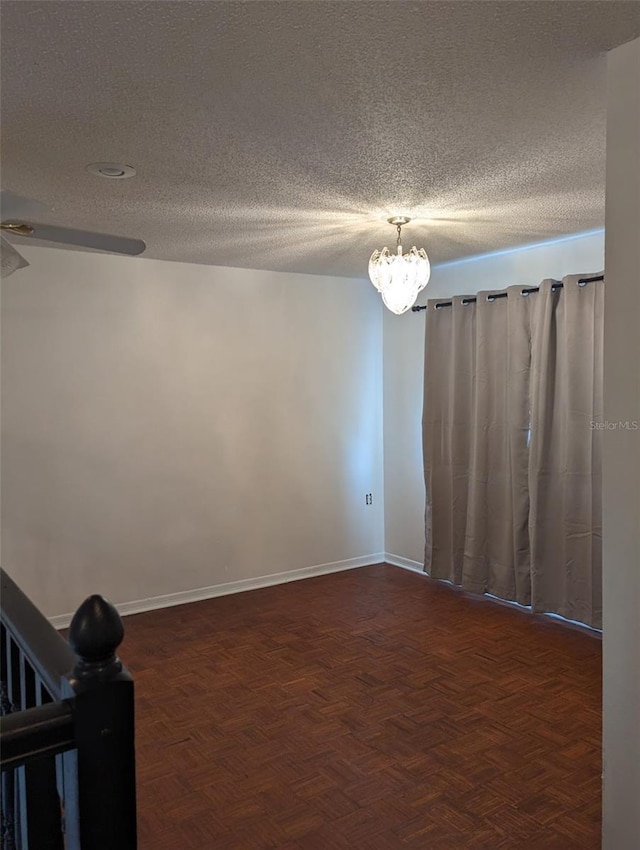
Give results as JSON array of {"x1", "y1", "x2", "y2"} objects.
[{"x1": 86, "y1": 163, "x2": 137, "y2": 179}]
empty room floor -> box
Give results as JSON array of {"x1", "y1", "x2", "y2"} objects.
[{"x1": 122, "y1": 564, "x2": 601, "y2": 849}]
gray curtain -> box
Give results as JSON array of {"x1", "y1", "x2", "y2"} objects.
[
  {"x1": 423, "y1": 274, "x2": 603, "y2": 629},
  {"x1": 528, "y1": 276, "x2": 603, "y2": 628},
  {"x1": 422, "y1": 295, "x2": 475, "y2": 584}
]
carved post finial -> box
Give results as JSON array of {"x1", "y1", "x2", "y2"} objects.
[{"x1": 68, "y1": 595, "x2": 124, "y2": 681}]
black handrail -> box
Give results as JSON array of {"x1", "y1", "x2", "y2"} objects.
[
  {"x1": 0, "y1": 570, "x2": 74, "y2": 699},
  {"x1": 0, "y1": 568, "x2": 137, "y2": 849},
  {"x1": 1, "y1": 701, "x2": 75, "y2": 770}
]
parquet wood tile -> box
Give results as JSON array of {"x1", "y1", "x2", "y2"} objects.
[{"x1": 120, "y1": 564, "x2": 602, "y2": 848}]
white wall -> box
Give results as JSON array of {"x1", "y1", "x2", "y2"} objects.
[
  {"x1": 602, "y1": 37, "x2": 640, "y2": 850},
  {"x1": 383, "y1": 230, "x2": 605, "y2": 564},
  {"x1": 1, "y1": 247, "x2": 384, "y2": 619}
]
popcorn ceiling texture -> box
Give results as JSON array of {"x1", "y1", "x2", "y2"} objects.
[{"x1": 1, "y1": 1, "x2": 639, "y2": 277}]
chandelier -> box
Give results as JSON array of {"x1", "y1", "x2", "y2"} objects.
[{"x1": 368, "y1": 216, "x2": 430, "y2": 314}]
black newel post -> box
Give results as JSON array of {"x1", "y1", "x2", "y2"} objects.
[{"x1": 62, "y1": 595, "x2": 137, "y2": 849}]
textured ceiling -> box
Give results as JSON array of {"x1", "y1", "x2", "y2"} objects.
[{"x1": 1, "y1": 1, "x2": 639, "y2": 278}]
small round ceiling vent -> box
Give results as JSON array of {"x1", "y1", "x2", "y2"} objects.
[{"x1": 86, "y1": 162, "x2": 137, "y2": 179}]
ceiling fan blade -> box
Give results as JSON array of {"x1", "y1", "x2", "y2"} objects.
[
  {"x1": 16, "y1": 222, "x2": 146, "y2": 256},
  {"x1": 0, "y1": 234, "x2": 30, "y2": 277},
  {"x1": 1, "y1": 190, "x2": 51, "y2": 220}
]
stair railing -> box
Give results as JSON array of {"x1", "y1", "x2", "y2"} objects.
[{"x1": 0, "y1": 568, "x2": 136, "y2": 850}]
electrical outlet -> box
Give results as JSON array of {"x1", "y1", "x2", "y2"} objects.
[{"x1": 365, "y1": 493, "x2": 373, "y2": 505}]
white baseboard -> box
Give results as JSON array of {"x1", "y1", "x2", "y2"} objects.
[
  {"x1": 49, "y1": 553, "x2": 385, "y2": 629},
  {"x1": 384, "y1": 553, "x2": 425, "y2": 573}
]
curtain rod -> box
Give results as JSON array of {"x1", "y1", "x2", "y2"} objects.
[{"x1": 411, "y1": 274, "x2": 604, "y2": 312}]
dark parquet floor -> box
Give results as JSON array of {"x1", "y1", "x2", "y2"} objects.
[{"x1": 121, "y1": 564, "x2": 602, "y2": 849}]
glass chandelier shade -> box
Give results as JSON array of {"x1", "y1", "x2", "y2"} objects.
[{"x1": 368, "y1": 218, "x2": 430, "y2": 314}]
